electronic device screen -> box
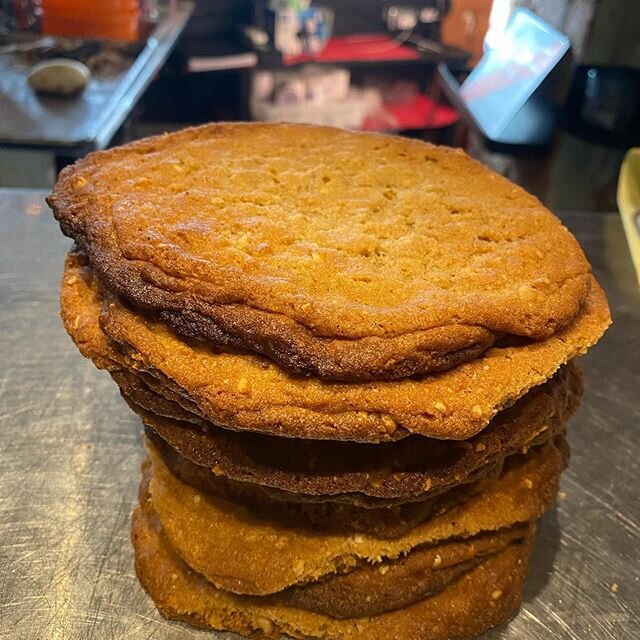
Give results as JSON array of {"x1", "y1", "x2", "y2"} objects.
[{"x1": 460, "y1": 8, "x2": 570, "y2": 140}]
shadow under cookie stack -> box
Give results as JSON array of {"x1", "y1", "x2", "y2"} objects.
[{"x1": 49, "y1": 123, "x2": 610, "y2": 640}]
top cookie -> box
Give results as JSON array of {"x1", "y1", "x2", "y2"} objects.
[{"x1": 49, "y1": 123, "x2": 592, "y2": 381}]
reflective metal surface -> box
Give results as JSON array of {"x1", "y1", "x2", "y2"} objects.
[
  {"x1": 0, "y1": 189, "x2": 638, "y2": 639},
  {"x1": 0, "y1": 3, "x2": 193, "y2": 154}
]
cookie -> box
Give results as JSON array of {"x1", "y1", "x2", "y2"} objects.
[
  {"x1": 138, "y1": 459, "x2": 530, "y2": 619},
  {"x1": 60, "y1": 251, "x2": 609, "y2": 443},
  {"x1": 124, "y1": 361, "x2": 580, "y2": 503},
  {"x1": 149, "y1": 431, "x2": 503, "y2": 538},
  {"x1": 101, "y1": 273, "x2": 608, "y2": 442},
  {"x1": 278, "y1": 524, "x2": 530, "y2": 618},
  {"x1": 132, "y1": 499, "x2": 533, "y2": 640},
  {"x1": 145, "y1": 435, "x2": 567, "y2": 595},
  {"x1": 49, "y1": 123, "x2": 592, "y2": 381}
]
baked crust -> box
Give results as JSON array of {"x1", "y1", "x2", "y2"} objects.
[
  {"x1": 60, "y1": 251, "x2": 609, "y2": 443},
  {"x1": 144, "y1": 435, "x2": 566, "y2": 595},
  {"x1": 122, "y1": 361, "x2": 580, "y2": 503},
  {"x1": 132, "y1": 497, "x2": 534, "y2": 640},
  {"x1": 50, "y1": 122, "x2": 593, "y2": 381}
]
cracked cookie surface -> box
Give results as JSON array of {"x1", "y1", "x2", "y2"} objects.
[{"x1": 50, "y1": 123, "x2": 593, "y2": 381}]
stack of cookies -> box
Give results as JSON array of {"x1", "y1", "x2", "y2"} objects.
[{"x1": 49, "y1": 123, "x2": 610, "y2": 640}]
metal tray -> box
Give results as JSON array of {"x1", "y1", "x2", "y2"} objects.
[{"x1": 0, "y1": 189, "x2": 638, "y2": 639}]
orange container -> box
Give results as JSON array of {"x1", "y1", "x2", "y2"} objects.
[
  {"x1": 41, "y1": 0, "x2": 139, "y2": 11},
  {"x1": 41, "y1": 0, "x2": 140, "y2": 42},
  {"x1": 42, "y1": 16, "x2": 139, "y2": 41}
]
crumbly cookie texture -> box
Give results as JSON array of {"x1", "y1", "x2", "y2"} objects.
[
  {"x1": 131, "y1": 360, "x2": 578, "y2": 503},
  {"x1": 145, "y1": 436, "x2": 566, "y2": 595},
  {"x1": 50, "y1": 122, "x2": 593, "y2": 380},
  {"x1": 60, "y1": 252, "x2": 609, "y2": 443},
  {"x1": 132, "y1": 497, "x2": 533, "y2": 640}
]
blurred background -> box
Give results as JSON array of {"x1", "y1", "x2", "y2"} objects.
[{"x1": 1, "y1": 0, "x2": 639, "y2": 212}]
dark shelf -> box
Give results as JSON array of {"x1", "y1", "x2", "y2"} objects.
[{"x1": 244, "y1": 33, "x2": 470, "y2": 71}]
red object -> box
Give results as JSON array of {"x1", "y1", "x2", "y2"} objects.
[
  {"x1": 284, "y1": 34, "x2": 420, "y2": 65},
  {"x1": 363, "y1": 94, "x2": 459, "y2": 132}
]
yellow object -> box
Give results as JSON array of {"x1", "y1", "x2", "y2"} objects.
[{"x1": 617, "y1": 147, "x2": 640, "y2": 284}]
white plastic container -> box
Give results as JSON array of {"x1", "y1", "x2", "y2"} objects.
[{"x1": 251, "y1": 87, "x2": 382, "y2": 130}]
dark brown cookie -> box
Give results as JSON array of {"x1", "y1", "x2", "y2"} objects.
[{"x1": 116, "y1": 361, "x2": 581, "y2": 503}]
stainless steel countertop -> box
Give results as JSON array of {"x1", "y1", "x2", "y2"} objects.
[
  {"x1": 0, "y1": 3, "x2": 193, "y2": 154},
  {"x1": 0, "y1": 188, "x2": 638, "y2": 640}
]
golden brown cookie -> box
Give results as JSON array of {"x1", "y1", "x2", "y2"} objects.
[
  {"x1": 142, "y1": 459, "x2": 530, "y2": 620},
  {"x1": 59, "y1": 248, "x2": 119, "y2": 371},
  {"x1": 102, "y1": 276, "x2": 608, "y2": 443},
  {"x1": 50, "y1": 123, "x2": 592, "y2": 381},
  {"x1": 60, "y1": 251, "x2": 608, "y2": 443},
  {"x1": 125, "y1": 360, "x2": 581, "y2": 503},
  {"x1": 132, "y1": 499, "x2": 534, "y2": 640},
  {"x1": 137, "y1": 460, "x2": 530, "y2": 619},
  {"x1": 276, "y1": 524, "x2": 530, "y2": 618},
  {"x1": 145, "y1": 436, "x2": 566, "y2": 595}
]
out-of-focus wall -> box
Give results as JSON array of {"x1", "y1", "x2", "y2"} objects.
[
  {"x1": 442, "y1": 0, "x2": 493, "y2": 65},
  {"x1": 586, "y1": 0, "x2": 640, "y2": 67},
  {"x1": 515, "y1": 0, "x2": 640, "y2": 67}
]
